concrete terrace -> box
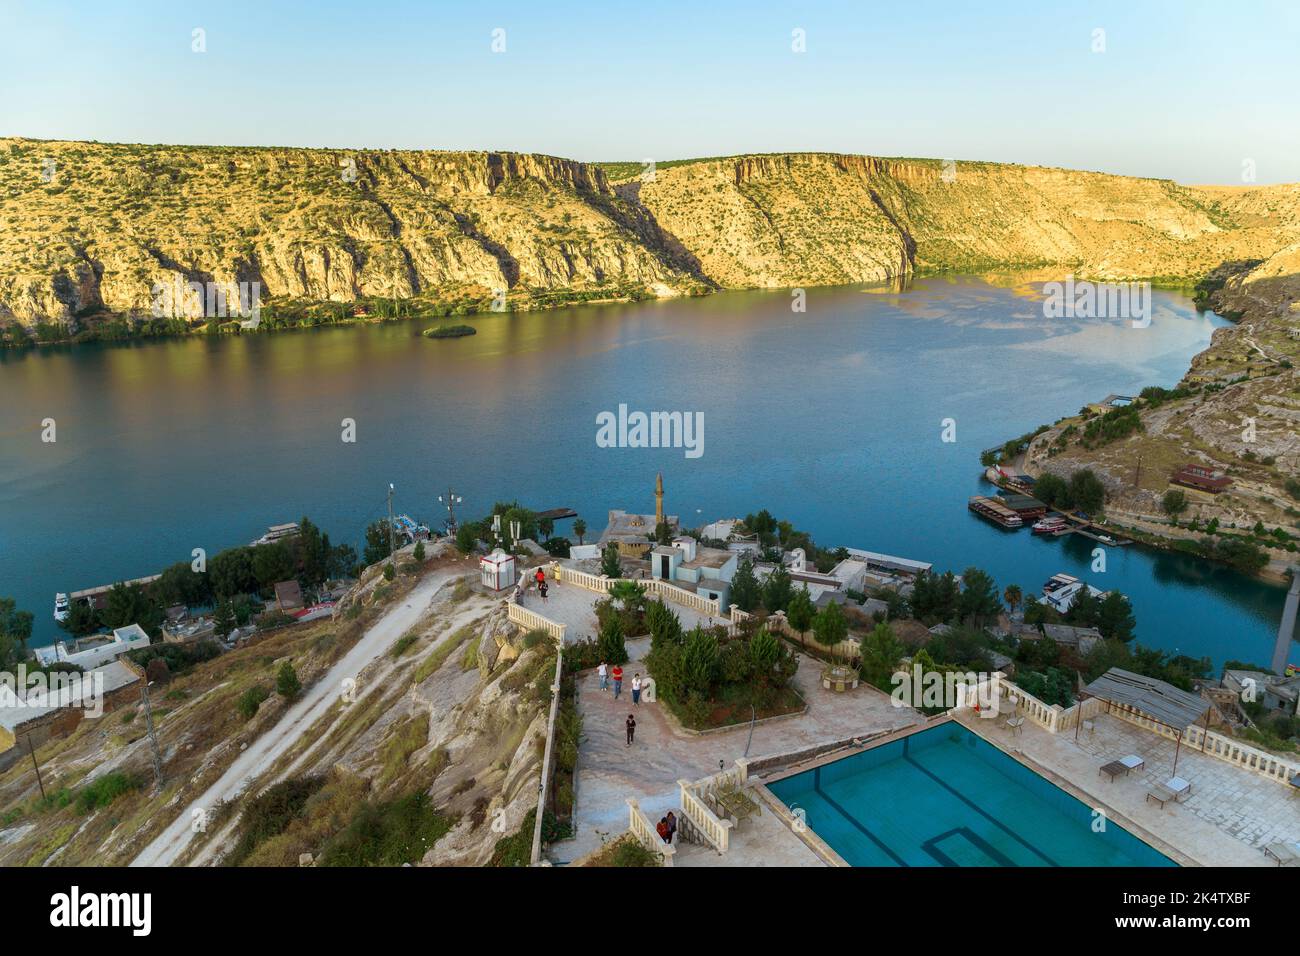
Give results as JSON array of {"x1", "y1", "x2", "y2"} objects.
[
  {"x1": 515, "y1": 576, "x2": 719, "y2": 643},
  {"x1": 955, "y1": 710, "x2": 1299, "y2": 866},
  {"x1": 549, "y1": 633, "x2": 923, "y2": 865}
]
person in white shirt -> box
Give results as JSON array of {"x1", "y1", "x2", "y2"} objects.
[
  {"x1": 631, "y1": 673, "x2": 642, "y2": 705},
  {"x1": 597, "y1": 661, "x2": 609, "y2": 692}
]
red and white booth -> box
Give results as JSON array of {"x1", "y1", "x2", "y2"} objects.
[{"x1": 480, "y1": 548, "x2": 516, "y2": 591}]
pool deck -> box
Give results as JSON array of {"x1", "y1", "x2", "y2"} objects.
[
  {"x1": 954, "y1": 710, "x2": 1297, "y2": 867},
  {"x1": 547, "y1": 631, "x2": 923, "y2": 865}
]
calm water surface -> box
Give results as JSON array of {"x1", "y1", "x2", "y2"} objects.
[{"x1": 0, "y1": 276, "x2": 1293, "y2": 667}]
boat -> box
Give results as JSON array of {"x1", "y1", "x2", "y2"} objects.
[
  {"x1": 968, "y1": 495, "x2": 1023, "y2": 529},
  {"x1": 54, "y1": 592, "x2": 70, "y2": 623},
  {"x1": 1032, "y1": 516, "x2": 1068, "y2": 535},
  {"x1": 1042, "y1": 572, "x2": 1078, "y2": 597}
]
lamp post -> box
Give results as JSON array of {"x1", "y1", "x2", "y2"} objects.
[{"x1": 141, "y1": 679, "x2": 163, "y2": 792}]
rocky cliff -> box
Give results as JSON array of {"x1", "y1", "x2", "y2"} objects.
[{"x1": 4, "y1": 139, "x2": 1300, "y2": 332}]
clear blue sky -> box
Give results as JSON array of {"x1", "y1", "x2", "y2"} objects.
[{"x1": 2, "y1": 0, "x2": 1297, "y2": 183}]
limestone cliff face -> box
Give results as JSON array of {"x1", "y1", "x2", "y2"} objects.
[
  {"x1": 2, "y1": 139, "x2": 1300, "y2": 330},
  {"x1": 0, "y1": 139, "x2": 690, "y2": 327}
]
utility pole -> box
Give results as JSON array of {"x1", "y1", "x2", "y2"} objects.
[
  {"x1": 438, "y1": 487, "x2": 463, "y2": 535},
  {"x1": 387, "y1": 483, "x2": 396, "y2": 559},
  {"x1": 140, "y1": 680, "x2": 163, "y2": 792},
  {"x1": 26, "y1": 734, "x2": 45, "y2": 800}
]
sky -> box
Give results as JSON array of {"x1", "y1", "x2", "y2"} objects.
[{"x1": 1, "y1": 0, "x2": 1298, "y2": 184}]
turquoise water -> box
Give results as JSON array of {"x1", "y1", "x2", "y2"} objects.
[
  {"x1": 768, "y1": 722, "x2": 1176, "y2": 866},
  {"x1": 1, "y1": 276, "x2": 1294, "y2": 665}
]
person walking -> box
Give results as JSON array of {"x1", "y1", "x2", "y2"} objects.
[
  {"x1": 534, "y1": 567, "x2": 545, "y2": 588},
  {"x1": 625, "y1": 713, "x2": 636, "y2": 746},
  {"x1": 597, "y1": 661, "x2": 608, "y2": 692},
  {"x1": 665, "y1": 811, "x2": 677, "y2": 844},
  {"x1": 539, "y1": 580, "x2": 549, "y2": 602},
  {"x1": 612, "y1": 664, "x2": 624, "y2": 699},
  {"x1": 631, "y1": 673, "x2": 642, "y2": 705}
]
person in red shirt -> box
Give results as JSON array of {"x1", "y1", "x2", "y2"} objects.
[
  {"x1": 611, "y1": 664, "x2": 624, "y2": 699},
  {"x1": 534, "y1": 568, "x2": 545, "y2": 586}
]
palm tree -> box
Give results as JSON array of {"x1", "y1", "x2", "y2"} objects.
[
  {"x1": 1003, "y1": 584, "x2": 1022, "y2": 617},
  {"x1": 573, "y1": 518, "x2": 586, "y2": 544}
]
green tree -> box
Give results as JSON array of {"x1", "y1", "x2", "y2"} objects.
[
  {"x1": 276, "y1": 660, "x2": 302, "y2": 699},
  {"x1": 681, "y1": 626, "x2": 719, "y2": 695},
  {"x1": 213, "y1": 598, "x2": 237, "y2": 640},
  {"x1": 812, "y1": 601, "x2": 848, "y2": 655},
  {"x1": 454, "y1": 524, "x2": 477, "y2": 554},
  {"x1": 102, "y1": 582, "x2": 162, "y2": 636},
  {"x1": 1096, "y1": 591, "x2": 1137, "y2": 642},
  {"x1": 860, "y1": 620, "x2": 905, "y2": 687},
  {"x1": 597, "y1": 616, "x2": 628, "y2": 665},
  {"x1": 1161, "y1": 489, "x2": 1188, "y2": 521},
  {"x1": 957, "y1": 567, "x2": 1002, "y2": 629},
  {"x1": 1068, "y1": 469, "x2": 1106, "y2": 514},
  {"x1": 0, "y1": 597, "x2": 35, "y2": 669},
  {"x1": 413, "y1": 540, "x2": 426, "y2": 563},
  {"x1": 383, "y1": 563, "x2": 396, "y2": 582},
  {"x1": 58, "y1": 600, "x2": 99, "y2": 637},
  {"x1": 609, "y1": 580, "x2": 646, "y2": 615},
  {"x1": 729, "y1": 555, "x2": 761, "y2": 613},
  {"x1": 786, "y1": 586, "x2": 815, "y2": 636},
  {"x1": 296, "y1": 517, "x2": 331, "y2": 586},
  {"x1": 538, "y1": 516, "x2": 554, "y2": 541},
  {"x1": 762, "y1": 563, "x2": 794, "y2": 613},
  {"x1": 647, "y1": 600, "x2": 683, "y2": 651},
  {"x1": 1066, "y1": 586, "x2": 1101, "y2": 627},
  {"x1": 1033, "y1": 473, "x2": 1071, "y2": 509},
  {"x1": 1023, "y1": 596, "x2": 1061, "y2": 629},
  {"x1": 364, "y1": 519, "x2": 395, "y2": 566},
  {"x1": 211, "y1": 546, "x2": 256, "y2": 597},
  {"x1": 654, "y1": 520, "x2": 673, "y2": 545},
  {"x1": 1003, "y1": 584, "x2": 1022, "y2": 616},
  {"x1": 600, "y1": 544, "x2": 623, "y2": 578},
  {"x1": 252, "y1": 541, "x2": 296, "y2": 590},
  {"x1": 572, "y1": 518, "x2": 587, "y2": 544},
  {"x1": 749, "y1": 629, "x2": 780, "y2": 686}
]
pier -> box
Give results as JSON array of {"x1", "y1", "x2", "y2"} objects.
[{"x1": 968, "y1": 495, "x2": 1023, "y2": 529}]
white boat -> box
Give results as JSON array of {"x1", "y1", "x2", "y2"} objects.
[
  {"x1": 1032, "y1": 516, "x2": 1067, "y2": 535},
  {"x1": 54, "y1": 592, "x2": 70, "y2": 623}
]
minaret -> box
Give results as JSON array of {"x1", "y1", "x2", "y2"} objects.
[
  {"x1": 654, "y1": 472, "x2": 664, "y2": 526},
  {"x1": 1271, "y1": 567, "x2": 1299, "y2": 675}
]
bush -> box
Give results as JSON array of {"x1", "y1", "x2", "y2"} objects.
[
  {"x1": 75, "y1": 772, "x2": 139, "y2": 814},
  {"x1": 276, "y1": 661, "x2": 302, "y2": 699},
  {"x1": 237, "y1": 684, "x2": 271, "y2": 720},
  {"x1": 319, "y1": 791, "x2": 452, "y2": 866}
]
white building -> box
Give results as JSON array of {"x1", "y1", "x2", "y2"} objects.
[
  {"x1": 33, "y1": 624, "x2": 152, "y2": 670},
  {"x1": 480, "y1": 549, "x2": 517, "y2": 591},
  {"x1": 649, "y1": 536, "x2": 737, "y2": 608}
]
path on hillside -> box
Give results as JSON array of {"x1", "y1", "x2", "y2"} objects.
[{"x1": 130, "y1": 569, "x2": 459, "y2": 867}]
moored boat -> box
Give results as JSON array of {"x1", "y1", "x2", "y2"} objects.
[{"x1": 1032, "y1": 516, "x2": 1067, "y2": 535}]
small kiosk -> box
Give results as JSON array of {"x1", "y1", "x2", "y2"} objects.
[{"x1": 480, "y1": 548, "x2": 516, "y2": 591}]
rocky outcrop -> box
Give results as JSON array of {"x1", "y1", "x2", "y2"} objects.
[{"x1": 4, "y1": 140, "x2": 1300, "y2": 330}]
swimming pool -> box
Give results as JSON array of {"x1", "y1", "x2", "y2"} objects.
[{"x1": 767, "y1": 722, "x2": 1176, "y2": 866}]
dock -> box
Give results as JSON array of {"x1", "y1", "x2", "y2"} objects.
[
  {"x1": 968, "y1": 496, "x2": 1023, "y2": 529},
  {"x1": 537, "y1": 508, "x2": 578, "y2": 520},
  {"x1": 70, "y1": 574, "x2": 163, "y2": 610}
]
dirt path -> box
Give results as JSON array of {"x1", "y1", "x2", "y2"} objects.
[{"x1": 130, "y1": 569, "x2": 459, "y2": 867}]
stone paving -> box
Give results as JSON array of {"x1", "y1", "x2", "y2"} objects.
[
  {"x1": 957, "y1": 710, "x2": 1300, "y2": 866},
  {"x1": 516, "y1": 576, "x2": 720, "y2": 644},
  {"x1": 548, "y1": 633, "x2": 922, "y2": 865}
]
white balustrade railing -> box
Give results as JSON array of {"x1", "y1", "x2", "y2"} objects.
[
  {"x1": 507, "y1": 601, "x2": 566, "y2": 643},
  {"x1": 677, "y1": 778, "x2": 732, "y2": 854},
  {"x1": 625, "y1": 799, "x2": 675, "y2": 866}
]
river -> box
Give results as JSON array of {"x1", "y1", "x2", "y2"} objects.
[{"x1": 0, "y1": 275, "x2": 1293, "y2": 668}]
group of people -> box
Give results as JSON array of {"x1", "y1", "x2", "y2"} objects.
[
  {"x1": 595, "y1": 661, "x2": 643, "y2": 704},
  {"x1": 655, "y1": 811, "x2": 678, "y2": 844},
  {"x1": 595, "y1": 660, "x2": 645, "y2": 747},
  {"x1": 534, "y1": 567, "x2": 549, "y2": 601}
]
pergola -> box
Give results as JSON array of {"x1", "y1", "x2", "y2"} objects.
[{"x1": 1077, "y1": 668, "x2": 1217, "y2": 775}]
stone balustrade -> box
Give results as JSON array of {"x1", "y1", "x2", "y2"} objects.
[
  {"x1": 626, "y1": 799, "x2": 675, "y2": 866},
  {"x1": 506, "y1": 601, "x2": 566, "y2": 643},
  {"x1": 676, "y1": 777, "x2": 733, "y2": 854}
]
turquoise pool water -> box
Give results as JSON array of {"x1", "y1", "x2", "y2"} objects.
[{"x1": 768, "y1": 723, "x2": 1176, "y2": 867}]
